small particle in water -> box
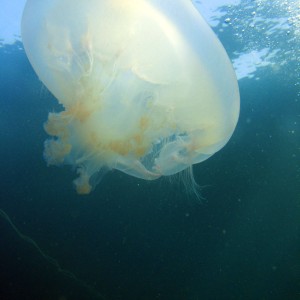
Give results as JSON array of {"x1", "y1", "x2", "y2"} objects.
[{"x1": 272, "y1": 265, "x2": 277, "y2": 271}]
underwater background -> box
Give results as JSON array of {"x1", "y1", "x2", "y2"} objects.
[{"x1": 0, "y1": 0, "x2": 299, "y2": 299}]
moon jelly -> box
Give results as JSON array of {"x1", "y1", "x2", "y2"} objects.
[{"x1": 21, "y1": 0, "x2": 240, "y2": 194}]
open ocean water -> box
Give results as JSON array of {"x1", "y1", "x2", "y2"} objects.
[{"x1": 0, "y1": 1, "x2": 299, "y2": 299}]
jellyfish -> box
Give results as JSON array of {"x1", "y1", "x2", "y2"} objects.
[{"x1": 21, "y1": 0, "x2": 240, "y2": 194}]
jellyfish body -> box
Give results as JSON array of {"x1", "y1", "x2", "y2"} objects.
[{"x1": 21, "y1": 0, "x2": 240, "y2": 194}]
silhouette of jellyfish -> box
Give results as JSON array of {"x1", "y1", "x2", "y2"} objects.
[{"x1": 21, "y1": 0, "x2": 240, "y2": 194}]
